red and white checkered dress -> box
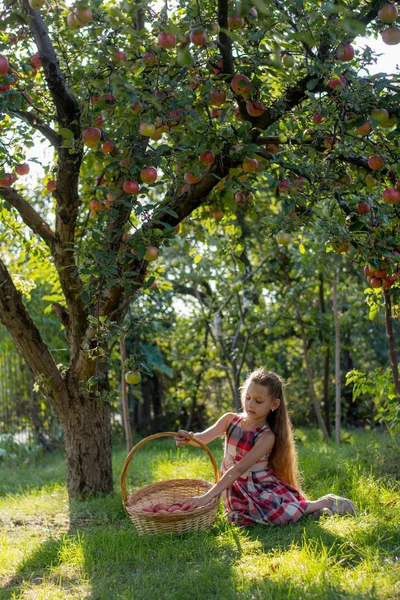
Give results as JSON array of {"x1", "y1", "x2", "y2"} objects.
[{"x1": 221, "y1": 414, "x2": 309, "y2": 527}]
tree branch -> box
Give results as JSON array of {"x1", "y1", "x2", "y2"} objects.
[
  {"x1": 23, "y1": 0, "x2": 87, "y2": 355},
  {"x1": 0, "y1": 187, "x2": 55, "y2": 247},
  {"x1": 0, "y1": 257, "x2": 67, "y2": 415},
  {"x1": 24, "y1": 1, "x2": 80, "y2": 126},
  {"x1": 217, "y1": 0, "x2": 234, "y2": 75},
  {"x1": 10, "y1": 109, "x2": 60, "y2": 148}
]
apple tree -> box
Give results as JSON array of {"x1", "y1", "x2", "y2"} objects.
[{"x1": 0, "y1": 0, "x2": 399, "y2": 497}]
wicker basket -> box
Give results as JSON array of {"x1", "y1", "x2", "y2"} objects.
[{"x1": 120, "y1": 431, "x2": 220, "y2": 535}]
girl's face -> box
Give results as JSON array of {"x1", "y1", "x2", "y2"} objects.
[{"x1": 244, "y1": 382, "x2": 280, "y2": 422}]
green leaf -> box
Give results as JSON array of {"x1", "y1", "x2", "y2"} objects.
[
  {"x1": 306, "y1": 79, "x2": 319, "y2": 91},
  {"x1": 59, "y1": 128, "x2": 75, "y2": 140},
  {"x1": 143, "y1": 276, "x2": 155, "y2": 289}
]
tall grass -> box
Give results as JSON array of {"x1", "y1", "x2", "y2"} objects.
[{"x1": 0, "y1": 429, "x2": 398, "y2": 599}]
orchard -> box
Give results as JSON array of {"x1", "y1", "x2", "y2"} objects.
[{"x1": 0, "y1": 0, "x2": 399, "y2": 499}]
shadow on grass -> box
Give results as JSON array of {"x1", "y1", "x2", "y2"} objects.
[
  {"x1": 0, "y1": 504, "x2": 390, "y2": 600},
  {"x1": 0, "y1": 450, "x2": 66, "y2": 498}
]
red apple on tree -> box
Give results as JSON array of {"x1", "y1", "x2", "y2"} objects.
[
  {"x1": 231, "y1": 74, "x2": 253, "y2": 97},
  {"x1": 242, "y1": 157, "x2": 258, "y2": 172},
  {"x1": 158, "y1": 32, "x2": 177, "y2": 48},
  {"x1": 374, "y1": 268, "x2": 388, "y2": 278},
  {"x1": 378, "y1": 3, "x2": 398, "y2": 23},
  {"x1": 313, "y1": 112, "x2": 323, "y2": 125},
  {"x1": 208, "y1": 89, "x2": 226, "y2": 107},
  {"x1": 130, "y1": 102, "x2": 143, "y2": 114},
  {"x1": 383, "y1": 276, "x2": 395, "y2": 289},
  {"x1": 328, "y1": 75, "x2": 346, "y2": 89},
  {"x1": 212, "y1": 208, "x2": 224, "y2": 220},
  {"x1": 356, "y1": 121, "x2": 372, "y2": 136},
  {"x1": 142, "y1": 52, "x2": 158, "y2": 66},
  {"x1": 67, "y1": 12, "x2": 80, "y2": 29},
  {"x1": 83, "y1": 127, "x2": 101, "y2": 148},
  {"x1": 357, "y1": 201, "x2": 371, "y2": 214},
  {"x1": 112, "y1": 50, "x2": 127, "y2": 64},
  {"x1": 122, "y1": 181, "x2": 140, "y2": 194},
  {"x1": 74, "y1": 8, "x2": 93, "y2": 25},
  {"x1": 140, "y1": 167, "x2": 158, "y2": 184},
  {"x1": 190, "y1": 29, "x2": 207, "y2": 46},
  {"x1": 199, "y1": 151, "x2": 215, "y2": 165},
  {"x1": 184, "y1": 171, "x2": 201, "y2": 184},
  {"x1": 228, "y1": 14, "x2": 244, "y2": 30},
  {"x1": 89, "y1": 199, "x2": 103, "y2": 211},
  {"x1": 370, "y1": 277, "x2": 382, "y2": 288},
  {"x1": 0, "y1": 174, "x2": 14, "y2": 187},
  {"x1": 30, "y1": 53, "x2": 41, "y2": 69},
  {"x1": 101, "y1": 140, "x2": 114, "y2": 154},
  {"x1": 382, "y1": 188, "x2": 400, "y2": 204},
  {"x1": 368, "y1": 155, "x2": 384, "y2": 170},
  {"x1": 246, "y1": 101, "x2": 265, "y2": 117},
  {"x1": 0, "y1": 56, "x2": 9, "y2": 77},
  {"x1": 144, "y1": 246, "x2": 159, "y2": 261},
  {"x1": 15, "y1": 163, "x2": 30, "y2": 176},
  {"x1": 382, "y1": 26, "x2": 400, "y2": 45},
  {"x1": 47, "y1": 179, "x2": 57, "y2": 192},
  {"x1": 337, "y1": 43, "x2": 355, "y2": 61}
]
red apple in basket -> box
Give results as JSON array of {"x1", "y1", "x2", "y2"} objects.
[
  {"x1": 153, "y1": 502, "x2": 168, "y2": 513},
  {"x1": 168, "y1": 503, "x2": 183, "y2": 512},
  {"x1": 143, "y1": 507, "x2": 154, "y2": 513}
]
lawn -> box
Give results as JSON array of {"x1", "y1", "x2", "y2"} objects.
[{"x1": 0, "y1": 429, "x2": 399, "y2": 600}]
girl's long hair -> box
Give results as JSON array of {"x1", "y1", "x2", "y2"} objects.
[{"x1": 241, "y1": 368, "x2": 302, "y2": 491}]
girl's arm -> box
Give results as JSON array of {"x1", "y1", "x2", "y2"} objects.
[
  {"x1": 176, "y1": 412, "x2": 236, "y2": 447},
  {"x1": 181, "y1": 430, "x2": 276, "y2": 509}
]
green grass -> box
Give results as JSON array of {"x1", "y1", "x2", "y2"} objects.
[{"x1": 0, "y1": 429, "x2": 399, "y2": 599}]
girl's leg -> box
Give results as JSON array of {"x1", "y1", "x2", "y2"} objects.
[
  {"x1": 304, "y1": 498, "x2": 333, "y2": 515},
  {"x1": 305, "y1": 495, "x2": 357, "y2": 517}
]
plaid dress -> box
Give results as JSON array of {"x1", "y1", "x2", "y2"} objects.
[{"x1": 221, "y1": 414, "x2": 309, "y2": 527}]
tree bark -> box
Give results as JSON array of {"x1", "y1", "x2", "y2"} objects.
[{"x1": 60, "y1": 389, "x2": 113, "y2": 497}]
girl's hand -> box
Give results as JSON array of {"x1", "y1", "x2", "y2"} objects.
[
  {"x1": 181, "y1": 493, "x2": 214, "y2": 511},
  {"x1": 176, "y1": 429, "x2": 193, "y2": 447}
]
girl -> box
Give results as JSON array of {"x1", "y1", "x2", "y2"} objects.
[{"x1": 176, "y1": 368, "x2": 356, "y2": 526}]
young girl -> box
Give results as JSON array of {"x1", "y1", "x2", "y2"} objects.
[{"x1": 176, "y1": 368, "x2": 356, "y2": 526}]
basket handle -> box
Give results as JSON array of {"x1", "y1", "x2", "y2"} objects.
[{"x1": 120, "y1": 432, "x2": 220, "y2": 503}]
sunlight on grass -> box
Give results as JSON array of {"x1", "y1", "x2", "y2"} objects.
[{"x1": 0, "y1": 430, "x2": 398, "y2": 600}]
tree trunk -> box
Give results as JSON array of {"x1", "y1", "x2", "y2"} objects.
[
  {"x1": 295, "y1": 305, "x2": 330, "y2": 442},
  {"x1": 332, "y1": 264, "x2": 341, "y2": 444},
  {"x1": 383, "y1": 289, "x2": 400, "y2": 401},
  {"x1": 61, "y1": 390, "x2": 113, "y2": 497}
]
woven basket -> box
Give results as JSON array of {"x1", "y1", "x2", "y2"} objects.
[{"x1": 121, "y1": 431, "x2": 220, "y2": 535}]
